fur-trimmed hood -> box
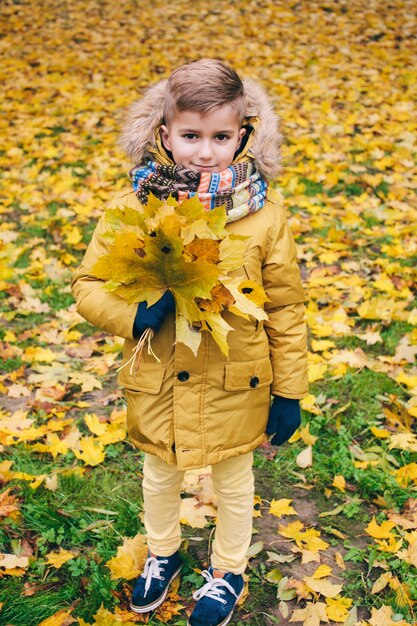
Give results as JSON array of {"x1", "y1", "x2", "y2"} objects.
[{"x1": 120, "y1": 78, "x2": 282, "y2": 181}]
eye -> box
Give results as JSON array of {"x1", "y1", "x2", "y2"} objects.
[
  {"x1": 216, "y1": 134, "x2": 230, "y2": 141},
  {"x1": 183, "y1": 133, "x2": 197, "y2": 140}
]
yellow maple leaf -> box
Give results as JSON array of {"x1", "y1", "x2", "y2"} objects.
[
  {"x1": 279, "y1": 521, "x2": 329, "y2": 555},
  {"x1": 365, "y1": 516, "x2": 396, "y2": 539},
  {"x1": 84, "y1": 413, "x2": 108, "y2": 436},
  {"x1": 69, "y1": 372, "x2": 102, "y2": 393},
  {"x1": 310, "y1": 339, "x2": 336, "y2": 352},
  {"x1": 370, "y1": 426, "x2": 391, "y2": 439},
  {"x1": 22, "y1": 346, "x2": 56, "y2": 364},
  {"x1": 269, "y1": 499, "x2": 298, "y2": 518},
  {"x1": 45, "y1": 548, "x2": 75, "y2": 569},
  {"x1": 389, "y1": 433, "x2": 417, "y2": 452},
  {"x1": 299, "y1": 423, "x2": 318, "y2": 446},
  {"x1": 64, "y1": 226, "x2": 82, "y2": 245},
  {"x1": 74, "y1": 437, "x2": 105, "y2": 466},
  {"x1": 97, "y1": 427, "x2": 126, "y2": 446},
  {"x1": 368, "y1": 604, "x2": 410, "y2": 626},
  {"x1": 303, "y1": 576, "x2": 343, "y2": 598},
  {"x1": 325, "y1": 596, "x2": 353, "y2": 622},
  {"x1": 218, "y1": 235, "x2": 248, "y2": 272},
  {"x1": 302, "y1": 532, "x2": 329, "y2": 554},
  {"x1": 78, "y1": 604, "x2": 137, "y2": 626},
  {"x1": 308, "y1": 362, "x2": 328, "y2": 383},
  {"x1": 279, "y1": 520, "x2": 304, "y2": 540},
  {"x1": 312, "y1": 564, "x2": 332, "y2": 579},
  {"x1": 301, "y1": 394, "x2": 322, "y2": 416},
  {"x1": 375, "y1": 536, "x2": 403, "y2": 553},
  {"x1": 396, "y1": 463, "x2": 417, "y2": 487},
  {"x1": 45, "y1": 433, "x2": 69, "y2": 458},
  {"x1": 106, "y1": 533, "x2": 148, "y2": 581},
  {"x1": 373, "y1": 273, "x2": 395, "y2": 294},
  {"x1": 106, "y1": 553, "x2": 137, "y2": 581}
]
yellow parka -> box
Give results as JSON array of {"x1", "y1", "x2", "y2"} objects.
[{"x1": 71, "y1": 78, "x2": 308, "y2": 471}]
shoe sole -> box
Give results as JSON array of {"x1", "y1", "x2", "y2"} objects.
[
  {"x1": 187, "y1": 585, "x2": 245, "y2": 626},
  {"x1": 129, "y1": 565, "x2": 182, "y2": 614}
]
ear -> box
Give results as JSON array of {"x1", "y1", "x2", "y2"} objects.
[
  {"x1": 159, "y1": 125, "x2": 171, "y2": 151},
  {"x1": 236, "y1": 127, "x2": 246, "y2": 148}
]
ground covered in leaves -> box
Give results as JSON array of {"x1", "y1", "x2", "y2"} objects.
[{"x1": 1, "y1": 1, "x2": 417, "y2": 625}]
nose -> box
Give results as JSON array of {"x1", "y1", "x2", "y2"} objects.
[{"x1": 198, "y1": 140, "x2": 213, "y2": 161}]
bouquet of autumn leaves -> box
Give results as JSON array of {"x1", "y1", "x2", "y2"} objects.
[{"x1": 93, "y1": 194, "x2": 269, "y2": 362}]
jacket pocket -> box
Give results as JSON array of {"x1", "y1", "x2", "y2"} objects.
[
  {"x1": 118, "y1": 362, "x2": 166, "y2": 394},
  {"x1": 224, "y1": 357, "x2": 273, "y2": 391}
]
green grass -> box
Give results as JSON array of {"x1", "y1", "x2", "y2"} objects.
[
  {"x1": 0, "y1": 578, "x2": 81, "y2": 626},
  {"x1": 39, "y1": 286, "x2": 75, "y2": 311},
  {"x1": 1, "y1": 357, "x2": 24, "y2": 373},
  {"x1": 0, "y1": 447, "x2": 145, "y2": 626}
]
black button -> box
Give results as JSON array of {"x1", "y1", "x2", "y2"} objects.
[
  {"x1": 250, "y1": 376, "x2": 259, "y2": 388},
  {"x1": 177, "y1": 371, "x2": 190, "y2": 382}
]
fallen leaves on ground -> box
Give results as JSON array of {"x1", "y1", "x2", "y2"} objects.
[{"x1": 0, "y1": 0, "x2": 416, "y2": 624}]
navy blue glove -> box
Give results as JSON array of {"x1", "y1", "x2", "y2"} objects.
[
  {"x1": 266, "y1": 395, "x2": 301, "y2": 446},
  {"x1": 133, "y1": 291, "x2": 175, "y2": 339}
]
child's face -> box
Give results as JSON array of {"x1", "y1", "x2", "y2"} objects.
[{"x1": 160, "y1": 104, "x2": 246, "y2": 174}]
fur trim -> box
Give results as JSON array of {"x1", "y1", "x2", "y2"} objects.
[{"x1": 120, "y1": 77, "x2": 281, "y2": 180}]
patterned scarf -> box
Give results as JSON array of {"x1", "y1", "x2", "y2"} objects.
[{"x1": 129, "y1": 161, "x2": 268, "y2": 224}]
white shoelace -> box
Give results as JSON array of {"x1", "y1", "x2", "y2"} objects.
[
  {"x1": 193, "y1": 569, "x2": 238, "y2": 605},
  {"x1": 141, "y1": 556, "x2": 168, "y2": 597}
]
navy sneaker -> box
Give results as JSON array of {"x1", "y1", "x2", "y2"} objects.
[
  {"x1": 130, "y1": 551, "x2": 182, "y2": 613},
  {"x1": 188, "y1": 567, "x2": 244, "y2": 626}
]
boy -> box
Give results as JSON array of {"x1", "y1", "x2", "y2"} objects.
[{"x1": 72, "y1": 59, "x2": 308, "y2": 626}]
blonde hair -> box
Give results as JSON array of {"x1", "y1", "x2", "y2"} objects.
[{"x1": 164, "y1": 59, "x2": 245, "y2": 124}]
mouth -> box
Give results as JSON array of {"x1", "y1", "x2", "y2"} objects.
[{"x1": 192, "y1": 164, "x2": 217, "y2": 171}]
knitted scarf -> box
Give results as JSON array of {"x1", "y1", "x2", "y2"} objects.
[{"x1": 129, "y1": 161, "x2": 268, "y2": 224}]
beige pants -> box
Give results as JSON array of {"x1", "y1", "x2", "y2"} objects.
[{"x1": 142, "y1": 451, "x2": 254, "y2": 575}]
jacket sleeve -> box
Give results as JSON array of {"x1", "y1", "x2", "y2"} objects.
[
  {"x1": 71, "y1": 214, "x2": 138, "y2": 340},
  {"x1": 262, "y1": 204, "x2": 308, "y2": 399}
]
